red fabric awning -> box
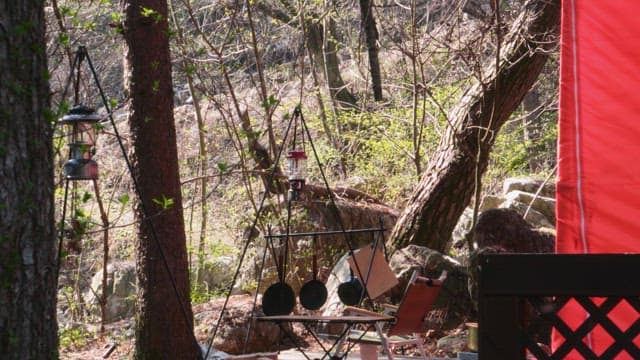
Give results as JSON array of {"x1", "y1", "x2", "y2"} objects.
[{"x1": 557, "y1": 1, "x2": 640, "y2": 357}]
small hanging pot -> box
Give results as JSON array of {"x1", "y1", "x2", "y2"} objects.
[
  {"x1": 338, "y1": 271, "x2": 364, "y2": 306},
  {"x1": 262, "y1": 248, "x2": 295, "y2": 316},
  {"x1": 299, "y1": 236, "x2": 327, "y2": 310}
]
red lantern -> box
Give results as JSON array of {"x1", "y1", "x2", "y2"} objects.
[{"x1": 286, "y1": 149, "x2": 307, "y2": 192}]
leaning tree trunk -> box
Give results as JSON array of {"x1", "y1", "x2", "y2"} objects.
[
  {"x1": 0, "y1": 1, "x2": 58, "y2": 358},
  {"x1": 121, "y1": 0, "x2": 199, "y2": 358},
  {"x1": 388, "y1": 0, "x2": 560, "y2": 253}
]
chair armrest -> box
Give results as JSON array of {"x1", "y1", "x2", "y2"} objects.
[
  {"x1": 381, "y1": 303, "x2": 398, "y2": 315},
  {"x1": 415, "y1": 270, "x2": 447, "y2": 287}
]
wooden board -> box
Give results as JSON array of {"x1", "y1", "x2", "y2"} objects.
[{"x1": 348, "y1": 244, "x2": 398, "y2": 299}]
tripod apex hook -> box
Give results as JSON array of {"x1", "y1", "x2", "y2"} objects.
[{"x1": 76, "y1": 46, "x2": 88, "y2": 62}]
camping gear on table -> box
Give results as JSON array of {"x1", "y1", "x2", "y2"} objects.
[
  {"x1": 299, "y1": 236, "x2": 328, "y2": 310},
  {"x1": 262, "y1": 241, "x2": 295, "y2": 316},
  {"x1": 262, "y1": 281, "x2": 295, "y2": 316},
  {"x1": 338, "y1": 270, "x2": 365, "y2": 306}
]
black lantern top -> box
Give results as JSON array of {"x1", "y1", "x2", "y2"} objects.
[{"x1": 59, "y1": 104, "x2": 102, "y2": 146}]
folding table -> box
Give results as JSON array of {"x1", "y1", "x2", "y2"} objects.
[{"x1": 257, "y1": 314, "x2": 394, "y2": 360}]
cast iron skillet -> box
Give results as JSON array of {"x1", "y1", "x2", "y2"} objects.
[
  {"x1": 338, "y1": 271, "x2": 364, "y2": 306},
  {"x1": 299, "y1": 236, "x2": 327, "y2": 310},
  {"x1": 262, "y1": 250, "x2": 296, "y2": 316},
  {"x1": 262, "y1": 281, "x2": 295, "y2": 316}
]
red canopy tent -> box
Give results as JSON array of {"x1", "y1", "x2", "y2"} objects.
[{"x1": 557, "y1": 0, "x2": 640, "y2": 357}]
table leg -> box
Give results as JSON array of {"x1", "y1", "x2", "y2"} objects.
[
  {"x1": 300, "y1": 321, "x2": 352, "y2": 360},
  {"x1": 273, "y1": 322, "x2": 314, "y2": 360}
]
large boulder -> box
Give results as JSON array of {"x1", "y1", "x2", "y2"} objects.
[
  {"x1": 503, "y1": 190, "x2": 556, "y2": 224},
  {"x1": 467, "y1": 208, "x2": 555, "y2": 311},
  {"x1": 503, "y1": 177, "x2": 555, "y2": 198},
  {"x1": 85, "y1": 261, "x2": 136, "y2": 323},
  {"x1": 388, "y1": 245, "x2": 461, "y2": 283},
  {"x1": 194, "y1": 295, "x2": 285, "y2": 354},
  {"x1": 452, "y1": 184, "x2": 555, "y2": 251},
  {"x1": 499, "y1": 197, "x2": 553, "y2": 229},
  {"x1": 193, "y1": 256, "x2": 236, "y2": 292},
  {"x1": 472, "y1": 208, "x2": 554, "y2": 253}
]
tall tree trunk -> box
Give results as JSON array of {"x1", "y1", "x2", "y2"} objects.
[
  {"x1": 359, "y1": 0, "x2": 383, "y2": 101},
  {"x1": 253, "y1": 3, "x2": 357, "y2": 110},
  {"x1": 0, "y1": 1, "x2": 58, "y2": 358},
  {"x1": 307, "y1": 20, "x2": 358, "y2": 110},
  {"x1": 388, "y1": 0, "x2": 560, "y2": 253},
  {"x1": 121, "y1": 0, "x2": 199, "y2": 358}
]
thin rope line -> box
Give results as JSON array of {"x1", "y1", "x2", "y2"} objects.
[
  {"x1": 83, "y1": 47, "x2": 203, "y2": 359},
  {"x1": 242, "y1": 234, "x2": 270, "y2": 352},
  {"x1": 298, "y1": 107, "x2": 369, "y2": 303},
  {"x1": 56, "y1": 180, "x2": 71, "y2": 279},
  {"x1": 204, "y1": 107, "x2": 294, "y2": 358},
  {"x1": 50, "y1": 50, "x2": 81, "y2": 139}
]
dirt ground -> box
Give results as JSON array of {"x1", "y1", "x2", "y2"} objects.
[{"x1": 59, "y1": 316, "x2": 466, "y2": 359}]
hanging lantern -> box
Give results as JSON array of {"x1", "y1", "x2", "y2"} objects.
[
  {"x1": 286, "y1": 149, "x2": 307, "y2": 192},
  {"x1": 59, "y1": 104, "x2": 102, "y2": 180}
]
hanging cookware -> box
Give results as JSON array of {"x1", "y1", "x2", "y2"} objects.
[
  {"x1": 262, "y1": 241, "x2": 295, "y2": 316},
  {"x1": 262, "y1": 281, "x2": 295, "y2": 316},
  {"x1": 338, "y1": 270, "x2": 364, "y2": 306},
  {"x1": 299, "y1": 236, "x2": 327, "y2": 310}
]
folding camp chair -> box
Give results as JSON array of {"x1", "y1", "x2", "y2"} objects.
[{"x1": 342, "y1": 270, "x2": 447, "y2": 360}]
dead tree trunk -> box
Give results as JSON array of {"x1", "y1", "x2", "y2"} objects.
[{"x1": 388, "y1": 0, "x2": 560, "y2": 253}]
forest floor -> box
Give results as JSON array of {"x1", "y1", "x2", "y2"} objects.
[{"x1": 59, "y1": 313, "x2": 467, "y2": 359}]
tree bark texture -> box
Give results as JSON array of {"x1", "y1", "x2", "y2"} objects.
[
  {"x1": 0, "y1": 1, "x2": 58, "y2": 358},
  {"x1": 388, "y1": 0, "x2": 560, "y2": 253},
  {"x1": 359, "y1": 0, "x2": 383, "y2": 101},
  {"x1": 121, "y1": 0, "x2": 199, "y2": 358}
]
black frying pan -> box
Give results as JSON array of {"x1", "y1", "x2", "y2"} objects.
[
  {"x1": 263, "y1": 281, "x2": 295, "y2": 315},
  {"x1": 338, "y1": 271, "x2": 364, "y2": 306},
  {"x1": 299, "y1": 236, "x2": 327, "y2": 310},
  {"x1": 262, "y1": 245, "x2": 296, "y2": 316}
]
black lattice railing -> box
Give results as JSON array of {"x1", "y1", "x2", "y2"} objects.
[{"x1": 478, "y1": 254, "x2": 640, "y2": 359}]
